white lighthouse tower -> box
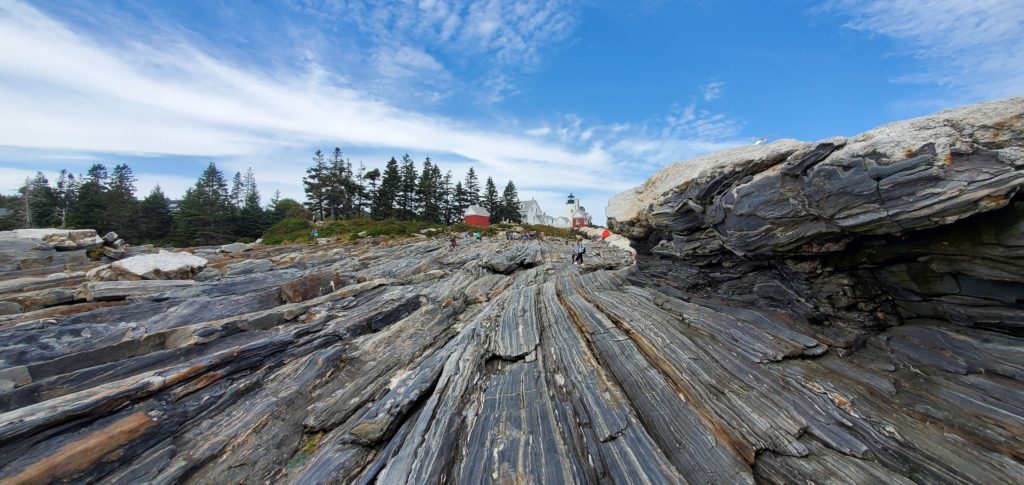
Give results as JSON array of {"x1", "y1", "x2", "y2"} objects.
[{"x1": 565, "y1": 193, "x2": 581, "y2": 219}]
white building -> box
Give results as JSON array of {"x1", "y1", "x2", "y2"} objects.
[{"x1": 517, "y1": 194, "x2": 587, "y2": 228}]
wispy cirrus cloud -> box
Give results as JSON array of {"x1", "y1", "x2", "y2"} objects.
[
  {"x1": 701, "y1": 81, "x2": 724, "y2": 102},
  {"x1": 821, "y1": 0, "x2": 1024, "y2": 100},
  {"x1": 297, "y1": 0, "x2": 577, "y2": 103}
]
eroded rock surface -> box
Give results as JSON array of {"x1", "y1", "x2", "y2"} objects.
[{"x1": 0, "y1": 98, "x2": 1021, "y2": 484}]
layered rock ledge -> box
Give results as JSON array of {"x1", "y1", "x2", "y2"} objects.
[{"x1": 0, "y1": 97, "x2": 1021, "y2": 484}]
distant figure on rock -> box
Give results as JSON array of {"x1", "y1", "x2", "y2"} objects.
[
  {"x1": 310, "y1": 227, "x2": 319, "y2": 243},
  {"x1": 474, "y1": 232, "x2": 481, "y2": 241},
  {"x1": 449, "y1": 236, "x2": 458, "y2": 251},
  {"x1": 575, "y1": 240, "x2": 586, "y2": 265}
]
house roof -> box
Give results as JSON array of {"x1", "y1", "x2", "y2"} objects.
[
  {"x1": 519, "y1": 199, "x2": 542, "y2": 211},
  {"x1": 465, "y1": 205, "x2": 490, "y2": 217}
]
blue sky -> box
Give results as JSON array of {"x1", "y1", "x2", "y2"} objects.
[{"x1": 1, "y1": 0, "x2": 1021, "y2": 223}]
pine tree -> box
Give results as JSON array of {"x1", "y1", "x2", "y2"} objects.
[
  {"x1": 353, "y1": 161, "x2": 367, "y2": 217},
  {"x1": 363, "y1": 168, "x2": 381, "y2": 214},
  {"x1": 106, "y1": 163, "x2": 138, "y2": 240},
  {"x1": 464, "y1": 167, "x2": 480, "y2": 206},
  {"x1": 397, "y1": 154, "x2": 418, "y2": 219},
  {"x1": 175, "y1": 162, "x2": 234, "y2": 246},
  {"x1": 482, "y1": 177, "x2": 499, "y2": 216},
  {"x1": 68, "y1": 164, "x2": 109, "y2": 230},
  {"x1": 324, "y1": 147, "x2": 346, "y2": 220},
  {"x1": 235, "y1": 167, "x2": 266, "y2": 239},
  {"x1": 138, "y1": 185, "x2": 174, "y2": 242},
  {"x1": 499, "y1": 180, "x2": 523, "y2": 223},
  {"x1": 53, "y1": 170, "x2": 78, "y2": 228},
  {"x1": 303, "y1": 150, "x2": 328, "y2": 221},
  {"x1": 416, "y1": 158, "x2": 444, "y2": 223},
  {"x1": 230, "y1": 172, "x2": 243, "y2": 208},
  {"x1": 26, "y1": 172, "x2": 56, "y2": 228},
  {"x1": 452, "y1": 182, "x2": 468, "y2": 221},
  {"x1": 371, "y1": 158, "x2": 401, "y2": 220},
  {"x1": 440, "y1": 170, "x2": 454, "y2": 224}
]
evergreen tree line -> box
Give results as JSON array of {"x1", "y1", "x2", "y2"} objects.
[
  {"x1": 302, "y1": 148, "x2": 523, "y2": 224},
  {"x1": 2, "y1": 162, "x2": 308, "y2": 246}
]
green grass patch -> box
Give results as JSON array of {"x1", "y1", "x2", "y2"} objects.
[{"x1": 261, "y1": 217, "x2": 312, "y2": 245}]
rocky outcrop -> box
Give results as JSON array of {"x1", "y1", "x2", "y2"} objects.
[
  {"x1": 0, "y1": 99, "x2": 1021, "y2": 484},
  {"x1": 0, "y1": 228, "x2": 104, "y2": 251}
]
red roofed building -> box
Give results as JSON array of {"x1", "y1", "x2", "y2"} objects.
[{"x1": 464, "y1": 205, "x2": 490, "y2": 228}]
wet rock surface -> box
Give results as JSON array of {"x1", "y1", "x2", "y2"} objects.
[{"x1": 0, "y1": 98, "x2": 1022, "y2": 484}]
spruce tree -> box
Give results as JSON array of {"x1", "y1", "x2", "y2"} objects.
[
  {"x1": 68, "y1": 164, "x2": 109, "y2": 230},
  {"x1": 397, "y1": 154, "x2": 418, "y2": 219},
  {"x1": 464, "y1": 167, "x2": 480, "y2": 206},
  {"x1": 353, "y1": 161, "x2": 367, "y2": 217},
  {"x1": 138, "y1": 185, "x2": 174, "y2": 242},
  {"x1": 53, "y1": 170, "x2": 78, "y2": 228},
  {"x1": 27, "y1": 172, "x2": 56, "y2": 228},
  {"x1": 482, "y1": 177, "x2": 499, "y2": 216},
  {"x1": 230, "y1": 172, "x2": 243, "y2": 208},
  {"x1": 440, "y1": 170, "x2": 454, "y2": 224},
  {"x1": 371, "y1": 157, "x2": 401, "y2": 220},
  {"x1": 363, "y1": 168, "x2": 381, "y2": 215},
  {"x1": 303, "y1": 150, "x2": 328, "y2": 221},
  {"x1": 500, "y1": 180, "x2": 523, "y2": 223},
  {"x1": 416, "y1": 158, "x2": 443, "y2": 223},
  {"x1": 175, "y1": 162, "x2": 234, "y2": 246},
  {"x1": 324, "y1": 147, "x2": 346, "y2": 219},
  {"x1": 106, "y1": 164, "x2": 138, "y2": 240},
  {"x1": 235, "y1": 168, "x2": 266, "y2": 239},
  {"x1": 452, "y1": 182, "x2": 468, "y2": 220}
]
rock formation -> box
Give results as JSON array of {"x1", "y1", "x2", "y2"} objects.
[{"x1": 0, "y1": 97, "x2": 1022, "y2": 484}]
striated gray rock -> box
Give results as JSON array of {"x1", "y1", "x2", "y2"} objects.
[
  {"x1": 75, "y1": 280, "x2": 196, "y2": 302},
  {"x1": 225, "y1": 258, "x2": 273, "y2": 276},
  {"x1": 0, "y1": 99, "x2": 1022, "y2": 484}
]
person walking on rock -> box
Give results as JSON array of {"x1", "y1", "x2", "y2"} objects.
[
  {"x1": 575, "y1": 240, "x2": 586, "y2": 265},
  {"x1": 449, "y1": 236, "x2": 458, "y2": 251}
]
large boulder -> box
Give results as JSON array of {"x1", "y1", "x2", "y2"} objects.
[
  {"x1": 88, "y1": 250, "x2": 208, "y2": 281},
  {"x1": 0, "y1": 229, "x2": 104, "y2": 251},
  {"x1": 608, "y1": 96, "x2": 1024, "y2": 255}
]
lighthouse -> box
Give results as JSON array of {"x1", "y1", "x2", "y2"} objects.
[
  {"x1": 565, "y1": 193, "x2": 591, "y2": 229},
  {"x1": 565, "y1": 193, "x2": 581, "y2": 219}
]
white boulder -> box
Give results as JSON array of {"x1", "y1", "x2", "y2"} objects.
[
  {"x1": 220, "y1": 242, "x2": 252, "y2": 254},
  {"x1": 88, "y1": 250, "x2": 208, "y2": 281}
]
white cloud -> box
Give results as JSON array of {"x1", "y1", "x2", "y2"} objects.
[
  {"x1": 0, "y1": 2, "x2": 609, "y2": 175},
  {"x1": 0, "y1": 1, "x2": 745, "y2": 224},
  {"x1": 823, "y1": 0, "x2": 1024, "y2": 99},
  {"x1": 701, "y1": 81, "x2": 724, "y2": 101}
]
